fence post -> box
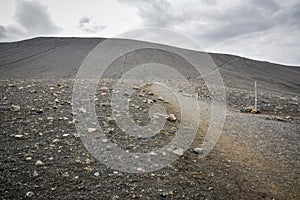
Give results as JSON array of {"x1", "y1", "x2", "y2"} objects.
[{"x1": 254, "y1": 81, "x2": 257, "y2": 111}]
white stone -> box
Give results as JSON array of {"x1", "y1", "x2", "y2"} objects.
[
  {"x1": 167, "y1": 114, "x2": 177, "y2": 122},
  {"x1": 172, "y1": 148, "x2": 184, "y2": 156},
  {"x1": 88, "y1": 128, "x2": 97, "y2": 133},
  {"x1": 35, "y1": 160, "x2": 44, "y2": 166}
]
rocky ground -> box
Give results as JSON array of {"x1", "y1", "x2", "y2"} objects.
[{"x1": 0, "y1": 78, "x2": 299, "y2": 199}]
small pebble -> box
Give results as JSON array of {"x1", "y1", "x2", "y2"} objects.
[
  {"x1": 62, "y1": 172, "x2": 69, "y2": 177},
  {"x1": 193, "y1": 147, "x2": 204, "y2": 155},
  {"x1": 26, "y1": 191, "x2": 34, "y2": 197},
  {"x1": 79, "y1": 107, "x2": 87, "y2": 113},
  {"x1": 10, "y1": 105, "x2": 20, "y2": 112},
  {"x1": 106, "y1": 117, "x2": 114, "y2": 124},
  {"x1": 167, "y1": 114, "x2": 177, "y2": 122},
  {"x1": 26, "y1": 157, "x2": 32, "y2": 161},
  {"x1": 172, "y1": 148, "x2": 184, "y2": 156},
  {"x1": 14, "y1": 134, "x2": 23, "y2": 138},
  {"x1": 35, "y1": 160, "x2": 44, "y2": 166},
  {"x1": 88, "y1": 128, "x2": 97, "y2": 133}
]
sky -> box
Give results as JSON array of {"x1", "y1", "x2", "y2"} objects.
[{"x1": 0, "y1": 0, "x2": 299, "y2": 66}]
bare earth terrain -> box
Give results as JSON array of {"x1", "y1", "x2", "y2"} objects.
[{"x1": 0, "y1": 38, "x2": 299, "y2": 199}]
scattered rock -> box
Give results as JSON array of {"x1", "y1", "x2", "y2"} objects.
[
  {"x1": 132, "y1": 104, "x2": 140, "y2": 109},
  {"x1": 85, "y1": 158, "x2": 92, "y2": 164},
  {"x1": 62, "y1": 172, "x2": 70, "y2": 177},
  {"x1": 160, "y1": 130, "x2": 169, "y2": 136},
  {"x1": 100, "y1": 103, "x2": 111, "y2": 107},
  {"x1": 84, "y1": 166, "x2": 93, "y2": 172},
  {"x1": 242, "y1": 106, "x2": 252, "y2": 113},
  {"x1": 73, "y1": 133, "x2": 80, "y2": 138},
  {"x1": 47, "y1": 117, "x2": 54, "y2": 120},
  {"x1": 10, "y1": 105, "x2": 20, "y2": 112},
  {"x1": 26, "y1": 191, "x2": 34, "y2": 197},
  {"x1": 158, "y1": 189, "x2": 173, "y2": 198},
  {"x1": 75, "y1": 159, "x2": 82, "y2": 164},
  {"x1": 143, "y1": 99, "x2": 153, "y2": 104},
  {"x1": 106, "y1": 117, "x2": 114, "y2": 124},
  {"x1": 52, "y1": 139, "x2": 60, "y2": 143},
  {"x1": 29, "y1": 89, "x2": 37, "y2": 94},
  {"x1": 136, "y1": 168, "x2": 144, "y2": 172},
  {"x1": 7, "y1": 83, "x2": 16, "y2": 87},
  {"x1": 291, "y1": 97, "x2": 298, "y2": 101},
  {"x1": 167, "y1": 114, "x2": 177, "y2": 122},
  {"x1": 79, "y1": 107, "x2": 87, "y2": 113},
  {"x1": 33, "y1": 170, "x2": 39, "y2": 177},
  {"x1": 275, "y1": 117, "x2": 285, "y2": 122},
  {"x1": 159, "y1": 190, "x2": 167, "y2": 198},
  {"x1": 242, "y1": 106, "x2": 260, "y2": 114},
  {"x1": 251, "y1": 109, "x2": 260, "y2": 114},
  {"x1": 172, "y1": 148, "x2": 184, "y2": 156},
  {"x1": 94, "y1": 172, "x2": 100, "y2": 177},
  {"x1": 157, "y1": 96, "x2": 164, "y2": 101},
  {"x1": 26, "y1": 157, "x2": 32, "y2": 161},
  {"x1": 36, "y1": 109, "x2": 44, "y2": 113},
  {"x1": 14, "y1": 134, "x2": 23, "y2": 138},
  {"x1": 100, "y1": 86, "x2": 110, "y2": 92},
  {"x1": 193, "y1": 148, "x2": 204, "y2": 155},
  {"x1": 88, "y1": 128, "x2": 97, "y2": 133},
  {"x1": 35, "y1": 160, "x2": 44, "y2": 166}
]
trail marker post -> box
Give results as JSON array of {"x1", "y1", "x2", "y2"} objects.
[{"x1": 254, "y1": 81, "x2": 258, "y2": 111}]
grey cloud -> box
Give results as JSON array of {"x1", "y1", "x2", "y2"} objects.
[
  {"x1": 119, "y1": 0, "x2": 175, "y2": 27},
  {"x1": 79, "y1": 17, "x2": 90, "y2": 26},
  {"x1": 196, "y1": 1, "x2": 279, "y2": 42},
  {"x1": 14, "y1": 0, "x2": 60, "y2": 34},
  {"x1": 0, "y1": 26, "x2": 6, "y2": 39},
  {"x1": 119, "y1": 0, "x2": 299, "y2": 45},
  {"x1": 0, "y1": 24, "x2": 25, "y2": 40},
  {"x1": 137, "y1": 0, "x2": 172, "y2": 27},
  {"x1": 119, "y1": 0, "x2": 300, "y2": 65},
  {"x1": 0, "y1": 0, "x2": 60, "y2": 41},
  {"x1": 290, "y1": 3, "x2": 300, "y2": 27},
  {"x1": 78, "y1": 16, "x2": 106, "y2": 33}
]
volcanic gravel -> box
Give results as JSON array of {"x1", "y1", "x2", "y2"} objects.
[{"x1": 0, "y1": 78, "x2": 299, "y2": 199}]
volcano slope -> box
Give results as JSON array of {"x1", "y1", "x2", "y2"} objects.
[{"x1": 0, "y1": 37, "x2": 299, "y2": 199}]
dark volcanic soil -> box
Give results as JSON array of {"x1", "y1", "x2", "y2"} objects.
[
  {"x1": 0, "y1": 78, "x2": 299, "y2": 199},
  {"x1": 0, "y1": 37, "x2": 300, "y2": 199}
]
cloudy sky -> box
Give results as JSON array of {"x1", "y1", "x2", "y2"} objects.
[{"x1": 0, "y1": 0, "x2": 299, "y2": 66}]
